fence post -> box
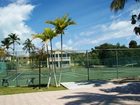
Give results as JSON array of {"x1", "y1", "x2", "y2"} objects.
[
  {"x1": 86, "y1": 50, "x2": 90, "y2": 81},
  {"x1": 39, "y1": 60, "x2": 41, "y2": 89},
  {"x1": 115, "y1": 50, "x2": 119, "y2": 79}
]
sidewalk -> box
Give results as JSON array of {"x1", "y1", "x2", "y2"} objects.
[{"x1": 0, "y1": 82, "x2": 140, "y2": 105}]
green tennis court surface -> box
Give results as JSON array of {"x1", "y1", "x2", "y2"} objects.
[{"x1": 0, "y1": 66, "x2": 140, "y2": 87}]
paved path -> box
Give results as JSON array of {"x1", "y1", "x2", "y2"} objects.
[{"x1": 0, "y1": 82, "x2": 140, "y2": 105}]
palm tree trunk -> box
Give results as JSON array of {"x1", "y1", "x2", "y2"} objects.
[
  {"x1": 31, "y1": 51, "x2": 34, "y2": 70},
  {"x1": 58, "y1": 34, "x2": 63, "y2": 86},
  {"x1": 47, "y1": 44, "x2": 51, "y2": 88},
  {"x1": 48, "y1": 40, "x2": 57, "y2": 87},
  {"x1": 46, "y1": 44, "x2": 50, "y2": 69},
  {"x1": 13, "y1": 43, "x2": 15, "y2": 70},
  {"x1": 13, "y1": 43, "x2": 15, "y2": 61},
  {"x1": 51, "y1": 40, "x2": 57, "y2": 87}
]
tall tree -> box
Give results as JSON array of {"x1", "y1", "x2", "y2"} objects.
[
  {"x1": 1, "y1": 38, "x2": 11, "y2": 51},
  {"x1": 0, "y1": 47, "x2": 6, "y2": 59},
  {"x1": 23, "y1": 38, "x2": 35, "y2": 68},
  {"x1": 8, "y1": 33, "x2": 20, "y2": 56},
  {"x1": 7, "y1": 33, "x2": 20, "y2": 86},
  {"x1": 33, "y1": 33, "x2": 49, "y2": 88},
  {"x1": 32, "y1": 33, "x2": 49, "y2": 68},
  {"x1": 129, "y1": 40, "x2": 137, "y2": 48},
  {"x1": 33, "y1": 33, "x2": 49, "y2": 51},
  {"x1": 43, "y1": 28, "x2": 57, "y2": 87},
  {"x1": 23, "y1": 38, "x2": 35, "y2": 54},
  {"x1": 93, "y1": 43, "x2": 128, "y2": 66},
  {"x1": 33, "y1": 28, "x2": 57, "y2": 87},
  {"x1": 46, "y1": 15, "x2": 76, "y2": 86},
  {"x1": 110, "y1": 0, "x2": 127, "y2": 12}
]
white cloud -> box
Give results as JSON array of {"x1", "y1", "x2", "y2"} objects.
[
  {"x1": 5, "y1": 0, "x2": 29, "y2": 4},
  {"x1": 91, "y1": 20, "x2": 134, "y2": 45},
  {"x1": 0, "y1": 2, "x2": 35, "y2": 44},
  {"x1": 55, "y1": 40, "x2": 74, "y2": 50},
  {"x1": 109, "y1": 21, "x2": 130, "y2": 30},
  {"x1": 73, "y1": 20, "x2": 135, "y2": 48},
  {"x1": 80, "y1": 31, "x2": 95, "y2": 36}
]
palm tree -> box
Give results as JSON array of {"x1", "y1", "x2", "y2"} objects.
[
  {"x1": 110, "y1": 0, "x2": 139, "y2": 12},
  {"x1": 32, "y1": 33, "x2": 50, "y2": 65},
  {"x1": 110, "y1": 0, "x2": 126, "y2": 12},
  {"x1": 46, "y1": 15, "x2": 76, "y2": 86},
  {"x1": 43, "y1": 28, "x2": 57, "y2": 87},
  {"x1": 32, "y1": 33, "x2": 49, "y2": 88},
  {"x1": 33, "y1": 33, "x2": 50, "y2": 70},
  {"x1": 1, "y1": 37, "x2": 11, "y2": 64},
  {"x1": 0, "y1": 47, "x2": 5, "y2": 58},
  {"x1": 33, "y1": 28, "x2": 57, "y2": 87},
  {"x1": 23, "y1": 38, "x2": 35, "y2": 54},
  {"x1": 33, "y1": 33, "x2": 49, "y2": 50},
  {"x1": 7, "y1": 33, "x2": 20, "y2": 86},
  {"x1": 8, "y1": 33, "x2": 20, "y2": 57},
  {"x1": 1, "y1": 38, "x2": 11, "y2": 75},
  {"x1": 1, "y1": 38, "x2": 11, "y2": 51},
  {"x1": 23, "y1": 38, "x2": 35, "y2": 68}
]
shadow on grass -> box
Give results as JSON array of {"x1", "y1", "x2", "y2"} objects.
[
  {"x1": 101, "y1": 82, "x2": 140, "y2": 94},
  {"x1": 59, "y1": 92, "x2": 140, "y2": 105},
  {"x1": 28, "y1": 84, "x2": 47, "y2": 89}
]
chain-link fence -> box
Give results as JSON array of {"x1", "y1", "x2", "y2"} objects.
[{"x1": 0, "y1": 49, "x2": 140, "y2": 87}]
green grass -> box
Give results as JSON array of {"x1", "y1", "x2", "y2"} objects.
[{"x1": 0, "y1": 86, "x2": 66, "y2": 95}]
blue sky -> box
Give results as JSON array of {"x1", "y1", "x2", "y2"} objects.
[{"x1": 0, "y1": 0, "x2": 139, "y2": 50}]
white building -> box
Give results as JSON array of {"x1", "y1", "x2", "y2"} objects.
[{"x1": 48, "y1": 50, "x2": 71, "y2": 68}]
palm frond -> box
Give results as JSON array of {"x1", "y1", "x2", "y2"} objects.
[
  {"x1": 33, "y1": 33, "x2": 50, "y2": 43},
  {"x1": 45, "y1": 20, "x2": 56, "y2": 26},
  {"x1": 44, "y1": 28, "x2": 57, "y2": 40},
  {"x1": 32, "y1": 33, "x2": 43, "y2": 39},
  {"x1": 45, "y1": 14, "x2": 76, "y2": 35},
  {"x1": 110, "y1": 0, "x2": 126, "y2": 12}
]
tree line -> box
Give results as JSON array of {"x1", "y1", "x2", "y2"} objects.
[
  {"x1": 70, "y1": 40, "x2": 140, "y2": 68},
  {"x1": 89, "y1": 40, "x2": 140, "y2": 67}
]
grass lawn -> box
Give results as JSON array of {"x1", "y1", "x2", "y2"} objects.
[{"x1": 0, "y1": 86, "x2": 66, "y2": 95}]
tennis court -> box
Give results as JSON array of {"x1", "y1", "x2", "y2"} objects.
[
  {"x1": 0, "y1": 65, "x2": 140, "y2": 87},
  {"x1": 0, "y1": 49, "x2": 140, "y2": 87}
]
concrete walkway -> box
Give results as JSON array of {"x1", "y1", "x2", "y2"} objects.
[{"x1": 0, "y1": 82, "x2": 140, "y2": 105}]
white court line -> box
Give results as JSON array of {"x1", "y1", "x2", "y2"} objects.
[{"x1": 12, "y1": 72, "x2": 23, "y2": 81}]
